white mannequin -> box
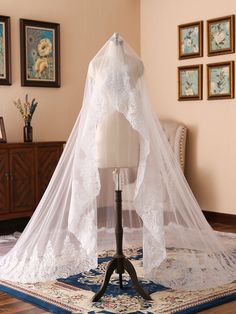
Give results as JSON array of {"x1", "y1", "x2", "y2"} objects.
[
  {"x1": 95, "y1": 33, "x2": 143, "y2": 169},
  {"x1": 96, "y1": 111, "x2": 139, "y2": 168}
]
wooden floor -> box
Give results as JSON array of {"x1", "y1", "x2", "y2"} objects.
[{"x1": 0, "y1": 222, "x2": 235, "y2": 314}]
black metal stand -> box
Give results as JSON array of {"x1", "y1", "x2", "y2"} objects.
[{"x1": 92, "y1": 189, "x2": 151, "y2": 302}]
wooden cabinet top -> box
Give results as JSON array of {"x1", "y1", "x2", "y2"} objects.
[{"x1": 0, "y1": 142, "x2": 66, "y2": 148}]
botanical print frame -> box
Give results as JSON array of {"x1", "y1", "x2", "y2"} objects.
[
  {"x1": 20, "y1": 19, "x2": 60, "y2": 87},
  {"x1": 178, "y1": 64, "x2": 202, "y2": 101},
  {"x1": 178, "y1": 21, "x2": 203, "y2": 59},
  {"x1": 0, "y1": 16, "x2": 11, "y2": 85},
  {"x1": 207, "y1": 15, "x2": 235, "y2": 56},
  {"x1": 207, "y1": 61, "x2": 234, "y2": 100},
  {"x1": 0, "y1": 117, "x2": 7, "y2": 143}
]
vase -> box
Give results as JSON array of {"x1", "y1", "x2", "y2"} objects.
[{"x1": 23, "y1": 122, "x2": 33, "y2": 142}]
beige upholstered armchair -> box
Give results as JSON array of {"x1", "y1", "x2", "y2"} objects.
[
  {"x1": 122, "y1": 120, "x2": 187, "y2": 207},
  {"x1": 160, "y1": 120, "x2": 187, "y2": 172},
  {"x1": 97, "y1": 120, "x2": 187, "y2": 209}
]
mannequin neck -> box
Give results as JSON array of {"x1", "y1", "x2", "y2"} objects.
[
  {"x1": 111, "y1": 33, "x2": 123, "y2": 46},
  {"x1": 106, "y1": 33, "x2": 125, "y2": 58}
]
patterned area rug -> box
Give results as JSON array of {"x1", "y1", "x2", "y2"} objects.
[{"x1": 0, "y1": 247, "x2": 235, "y2": 314}]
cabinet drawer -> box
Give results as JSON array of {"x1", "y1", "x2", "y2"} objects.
[
  {"x1": 9, "y1": 148, "x2": 35, "y2": 213},
  {"x1": 0, "y1": 150, "x2": 10, "y2": 214},
  {"x1": 0, "y1": 141, "x2": 65, "y2": 223}
]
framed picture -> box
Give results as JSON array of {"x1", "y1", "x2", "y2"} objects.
[
  {"x1": 178, "y1": 64, "x2": 203, "y2": 101},
  {"x1": 0, "y1": 117, "x2": 7, "y2": 143},
  {"x1": 207, "y1": 15, "x2": 235, "y2": 56},
  {"x1": 178, "y1": 21, "x2": 203, "y2": 59},
  {"x1": 207, "y1": 61, "x2": 234, "y2": 100},
  {"x1": 20, "y1": 18, "x2": 60, "y2": 87},
  {"x1": 0, "y1": 16, "x2": 11, "y2": 85}
]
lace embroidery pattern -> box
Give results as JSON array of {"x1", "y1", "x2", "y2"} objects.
[
  {"x1": 0, "y1": 35, "x2": 235, "y2": 289},
  {"x1": 0, "y1": 235, "x2": 97, "y2": 283}
]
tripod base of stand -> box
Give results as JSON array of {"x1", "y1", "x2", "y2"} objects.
[{"x1": 92, "y1": 254, "x2": 152, "y2": 302}]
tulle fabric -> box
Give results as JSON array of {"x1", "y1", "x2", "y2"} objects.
[{"x1": 0, "y1": 34, "x2": 235, "y2": 290}]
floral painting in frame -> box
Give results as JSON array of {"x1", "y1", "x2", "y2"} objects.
[
  {"x1": 0, "y1": 16, "x2": 11, "y2": 85},
  {"x1": 178, "y1": 64, "x2": 202, "y2": 101},
  {"x1": 20, "y1": 19, "x2": 60, "y2": 87},
  {"x1": 207, "y1": 61, "x2": 234, "y2": 100},
  {"x1": 207, "y1": 15, "x2": 235, "y2": 56},
  {"x1": 178, "y1": 21, "x2": 203, "y2": 59}
]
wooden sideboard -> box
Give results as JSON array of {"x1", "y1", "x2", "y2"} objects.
[{"x1": 0, "y1": 142, "x2": 65, "y2": 222}]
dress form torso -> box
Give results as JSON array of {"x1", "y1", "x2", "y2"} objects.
[{"x1": 92, "y1": 37, "x2": 144, "y2": 169}]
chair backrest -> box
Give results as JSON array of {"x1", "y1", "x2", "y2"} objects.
[
  {"x1": 160, "y1": 120, "x2": 187, "y2": 172},
  {"x1": 121, "y1": 119, "x2": 187, "y2": 208}
]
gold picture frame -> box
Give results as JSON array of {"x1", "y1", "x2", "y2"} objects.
[
  {"x1": 178, "y1": 64, "x2": 203, "y2": 101},
  {"x1": 207, "y1": 15, "x2": 235, "y2": 56},
  {"x1": 207, "y1": 61, "x2": 234, "y2": 100},
  {"x1": 178, "y1": 21, "x2": 203, "y2": 59}
]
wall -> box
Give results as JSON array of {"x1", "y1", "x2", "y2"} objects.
[
  {"x1": 0, "y1": 0, "x2": 140, "y2": 142},
  {"x1": 141, "y1": 0, "x2": 236, "y2": 214}
]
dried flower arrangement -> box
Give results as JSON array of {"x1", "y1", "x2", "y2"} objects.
[{"x1": 14, "y1": 94, "x2": 38, "y2": 124}]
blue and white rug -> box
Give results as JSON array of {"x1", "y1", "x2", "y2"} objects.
[{"x1": 0, "y1": 246, "x2": 235, "y2": 313}]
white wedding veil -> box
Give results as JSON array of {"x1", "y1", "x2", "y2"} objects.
[{"x1": 0, "y1": 34, "x2": 235, "y2": 291}]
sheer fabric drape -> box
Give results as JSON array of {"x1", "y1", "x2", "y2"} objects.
[{"x1": 0, "y1": 34, "x2": 235, "y2": 290}]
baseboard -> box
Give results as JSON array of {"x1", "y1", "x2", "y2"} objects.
[
  {"x1": 0, "y1": 218, "x2": 30, "y2": 236},
  {"x1": 203, "y1": 210, "x2": 236, "y2": 225},
  {"x1": 0, "y1": 212, "x2": 234, "y2": 236}
]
